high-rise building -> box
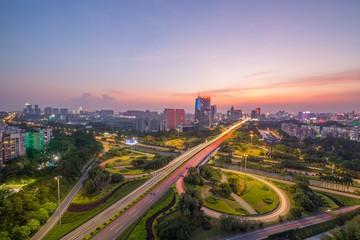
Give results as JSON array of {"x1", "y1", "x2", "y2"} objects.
[
  {"x1": 211, "y1": 105, "x2": 217, "y2": 124},
  {"x1": 0, "y1": 124, "x2": 26, "y2": 165},
  {"x1": 52, "y1": 108, "x2": 59, "y2": 115},
  {"x1": 301, "y1": 111, "x2": 311, "y2": 122},
  {"x1": 98, "y1": 110, "x2": 114, "y2": 116},
  {"x1": 195, "y1": 96, "x2": 211, "y2": 130},
  {"x1": 175, "y1": 109, "x2": 186, "y2": 127},
  {"x1": 40, "y1": 128, "x2": 53, "y2": 145},
  {"x1": 162, "y1": 108, "x2": 186, "y2": 130},
  {"x1": 34, "y1": 105, "x2": 41, "y2": 115},
  {"x1": 251, "y1": 108, "x2": 261, "y2": 119},
  {"x1": 135, "y1": 118, "x2": 160, "y2": 133},
  {"x1": 24, "y1": 103, "x2": 33, "y2": 114},
  {"x1": 44, "y1": 107, "x2": 52, "y2": 115},
  {"x1": 26, "y1": 131, "x2": 44, "y2": 152},
  {"x1": 251, "y1": 109, "x2": 257, "y2": 119},
  {"x1": 60, "y1": 108, "x2": 69, "y2": 115}
]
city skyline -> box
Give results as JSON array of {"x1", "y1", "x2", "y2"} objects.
[{"x1": 1, "y1": 1, "x2": 360, "y2": 113}]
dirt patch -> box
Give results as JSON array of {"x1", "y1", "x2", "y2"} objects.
[
  {"x1": 67, "y1": 181, "x2": 130, "y2": 212},
  {"x1": 322, "y1": 193, "x2": 345, "y2": 207},
  {"x1": 146, "y1": 194, "x2": 176, "y2": 240}
]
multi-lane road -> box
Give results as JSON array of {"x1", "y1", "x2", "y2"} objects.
[
  {"x1": 220, "y1": 205, "x2": 360, "y2": 240},
  {"x1": 58, "y1": 120, "x2": 247, "y2": 240}
]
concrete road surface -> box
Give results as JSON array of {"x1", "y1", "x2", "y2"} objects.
[
  {"x1": 220, "y1": 205, "x2": 360, "y2": 240},
  {"x1": 86, "y1": 121, "x2": 247, "y2": 240}
]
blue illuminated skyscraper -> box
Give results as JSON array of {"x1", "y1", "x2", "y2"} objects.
[{"x1": 194, "y1": 95, "x2": 211, "y2": 130}]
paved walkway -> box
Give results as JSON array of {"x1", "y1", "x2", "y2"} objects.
[
  {"x1": 220, "y1": 173, "x2": 258, "y2": 215},
  {"x1": 231, "y1": 193, "x2": 258, "y2": 215}
]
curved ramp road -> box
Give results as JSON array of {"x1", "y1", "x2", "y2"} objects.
[
  {"x1": 59, "y1": 121, "x2": 247, "y2": 240},
  {"x1": 177, "y1": 168, "x2": 290, "y2": 223}
]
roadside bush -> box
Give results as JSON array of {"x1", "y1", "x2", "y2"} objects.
[
  {"x1": 290, "y1": 207, "x2": 302, "y2": 218},
  {"x1": 202, "y1": 221, "x2": 212, "y2": 230},
  {"x1": 158, "y1": 217, "x2": 190, "y2": 240},
  {"x1": 111, "y1": 173, "x2": 124, "y2": 183}
]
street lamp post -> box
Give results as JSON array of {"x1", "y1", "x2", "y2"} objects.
[
  {"x1": 250, "y1": 134, "x2": 254, "y2": 153},
  {"x1": 244, "y1": 155, "x2": 248, "y2": 188},
  {"x1": 55, "y1": 176, "x2": 62, "y2": 226}
]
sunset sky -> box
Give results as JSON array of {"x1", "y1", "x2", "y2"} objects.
[{"x1": 1, "y1": 1, "x2": 360, "y2": 113}]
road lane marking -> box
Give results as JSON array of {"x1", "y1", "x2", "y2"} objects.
[
  {"x1": 109, "y1": 223, "x2": 119, "y2": 231},
  {"x1": 114, "y1": 225, "x2": 124, "y2": 233}
]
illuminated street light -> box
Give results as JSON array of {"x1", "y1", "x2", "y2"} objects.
[
  {"x1": 250, "y1": 133, "x2": 254, "y2": 153},
  {"x1": 54, "y1": 176, "x2": 62, "y2": 226}
]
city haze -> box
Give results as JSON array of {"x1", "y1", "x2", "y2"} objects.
[{"x1": 1, "y1": 1, "x2": 360, "y2": 113}]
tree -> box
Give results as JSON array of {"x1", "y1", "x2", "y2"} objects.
[
  {"x1": 11, "y1": 225, "x2": 30, "y2": 240},
  {"x1": 27, "y1": 219, "x2": 40, "y2": 232},
  {"x1": 43, "y1": 202, "x2": 57, "y2": 214},
  {"x1": 36, "y1": 208, "x2": 49, "y2": 224},
  {"x1": 158, "y1": 217, "x2": 190, "y2": 240},
  {"x1": 290, "y1": 207, "x2": 302, "y2": 218},
  {"x1": 220, "y1": 215, "x2": 237, "y2": 231},
  {"x1": 111, "y1": 173, "x2": 124, "y2": 183},
  {"x1": 0, "y1": 231, "x2": 11, "y2": 240},
  {"x1": 184, "y1": 167, "x2": 204, "y2": 186},
  {"x1": 219, "y1": 183, "x2": 232, "y2": 198},
  {"x1": 179, "y1": 189, "x2": 204, "y2": 221}
]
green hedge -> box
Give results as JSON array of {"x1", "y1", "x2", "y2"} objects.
[
  {"x1": 255, "y1": 182, "x2": 269, "y2": 191},
  {"x1": 205, "y1": 197, "x2": 218, "y2": 204},
  {"x1": 235, "y1": 208, "x2": 248, "y2": 215},
  {"x1": 263, "y1": 198, "x2": 274, "y2": 204}
]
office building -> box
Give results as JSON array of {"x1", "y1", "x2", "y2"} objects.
[
  {"x1": 34, "y1": 105, "x2": 41, "y2": 115},
  {"x1": 44, "y1": 107, "x2": 52, "y2": 115},
  {"x1": 251, "y1": 107, "x2": 261, "y2": 119},
  {"x1": 60, "y1": 108, "x2": 69, "y2": 115},
  {"x1": 98, "y1": 110, "x2": 114, "y2": 116},
  {"x1": 195, "y1": 96, "x2": 211, "y2": 130},
  {"x1": 135, "y1": 118, "x2": 160, "y2": 133},
  {"x1": 211, "y1": 105, "x2": 217, "y2": 124},
  {"x1": 52, "y1": 108, "x2": 59, "y2": 115},
  {"x1": 162, "y1": 108, "x2": 186, "y2": 130}
]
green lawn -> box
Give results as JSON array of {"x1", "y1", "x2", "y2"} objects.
[
  {"x1": 315, "y1": 192, "x2": 339, "y2": 210},
  {"x1": 224, "y1": 172, "x2": 279, "y2": 214},
  {"x1": 317, "y1": 192, "x2": 360, "y2": 206},
  {"x1": 167, "y1": 139, "x2": 185, "y2": 148},
  {"x1": 72, "y1": 176, "x2": 150, "y2": 204},
  {"x1": 106, "y1": 167, "x2": 147, "y2": 175},
  {"x1": 200, "y1": 183, "x2": 249, "y2": 216},
  {"x1": 233, "y1": 143, "x2": 267, "y2": 157},
  {"x1": 43, "y1": 179, "x2": 147, "y2": 240},
  {"x1": 0, "y1": 178, "x2": 35, "y2": 190}
]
